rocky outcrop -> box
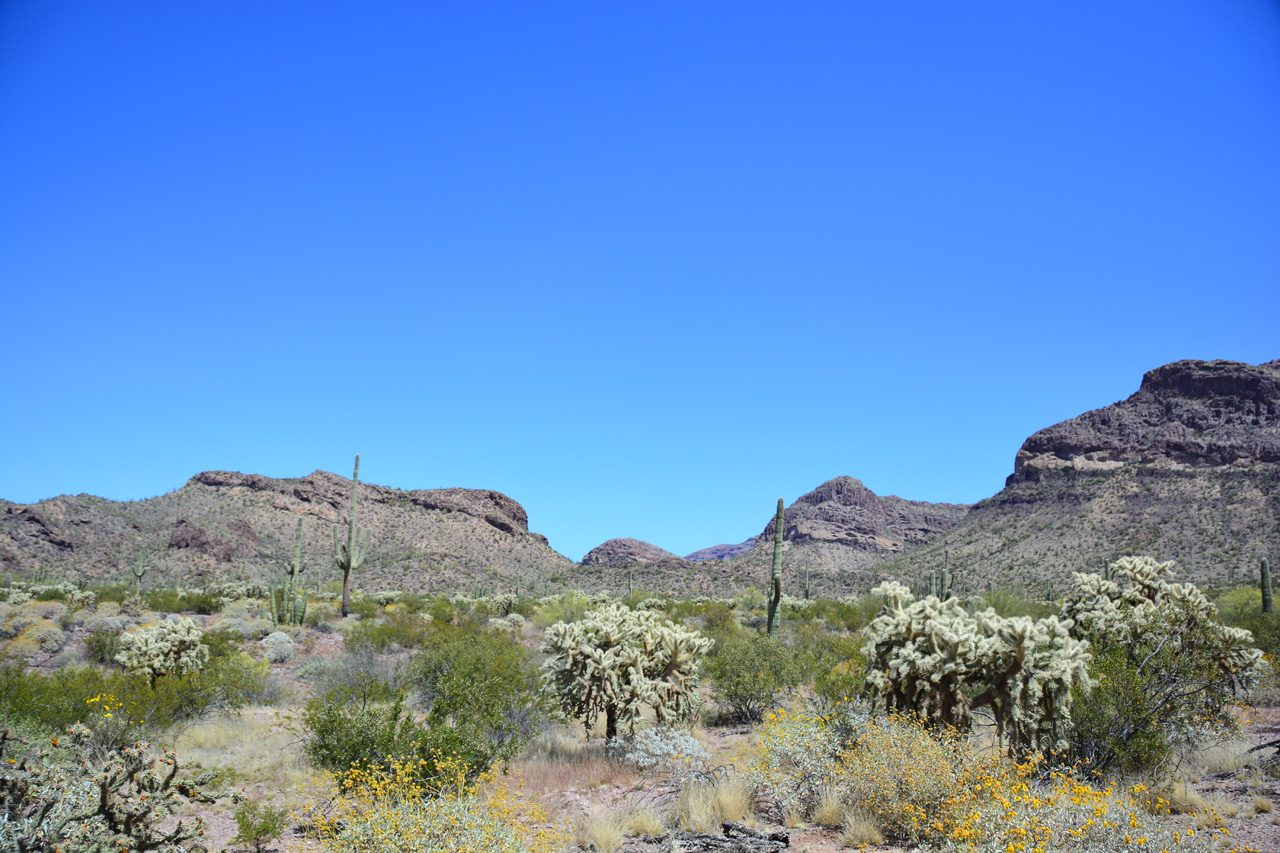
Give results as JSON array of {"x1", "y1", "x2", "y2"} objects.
[
  {"x1": 582, "y1": 538, "x2": 685, "y2": 565},
  {"x1": 759, "y1": 476, "x2": 968, "y2": 553},
  {"x1": 1009, "y1": 359, "x2": 1280, "y2": 485}
]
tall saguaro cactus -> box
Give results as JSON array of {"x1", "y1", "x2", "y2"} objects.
[
  {"x1": 766, "y1": 497, "x2": 784, "y2": 637},
  {"x1": 271, "y1": 517, "x2": 308, "y2": 625},
  {"x1": 334, "y1": 454, "x2": 370, "y2": 617},
  {"x1": 1262, "y1": 557, "x2": 1273, "y2": 615}
]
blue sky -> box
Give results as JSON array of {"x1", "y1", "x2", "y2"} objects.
[{"x1": 2, "y1": 1, "x2": 1278, "y2": 562}]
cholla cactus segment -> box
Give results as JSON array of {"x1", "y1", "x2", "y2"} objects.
[
  {"x1": 540, "y1": 603, "x2": 712, "y2": 739},
  {"x1": 116, "y1": 617, "x2": 210, "y2": 686}
]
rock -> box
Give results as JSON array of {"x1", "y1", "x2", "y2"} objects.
[
  {"x1": 759, "y1": 476, "x2": 968, "y2": 553},
  {"x1": 1008, "y1": 359, "x2": 1280, "y2": 485}
]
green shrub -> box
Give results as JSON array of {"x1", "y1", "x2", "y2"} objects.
[
  {"x1": 704, "y1": 629, "x2": 802, "y2": 723},
  {"x1": 409, "y1": 622, "x2": 545, "y2": 775},
  {"x1": 301, "y1": 690, "x2": 428, "y2": 781},
  {"x1": 1068, "y1": 645, "x2": 1172, "y2": 775},
  {"x1": 345, "y1": 612, "x2": 432, "y2": 652},
  {"x1": 84, "y1": 628, "x2": 123, "y2": 666},
  {"x1": 231, "y1": 799, "x2": 290, "y2": 852},
  {"x1": 144, "y1": 589, "x2": 221, "y2": 614}
]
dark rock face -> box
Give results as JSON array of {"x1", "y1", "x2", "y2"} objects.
[
  {"x1": 1009, "y1": 359, "x2": 1280, "y2": 485},
  {"x1": 582, "y1": 538, "x2": 685, "y2": 566},
  {"x1": 758, "y1": 476, "x2": 968, "y2": 554}
]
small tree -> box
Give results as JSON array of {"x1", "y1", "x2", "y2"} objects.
[{"x1": 541, "y1": 603, "x2": 712, "y2": 739}]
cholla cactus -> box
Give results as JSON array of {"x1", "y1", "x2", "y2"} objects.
[
  {"x1": 0, "y1": 723, "x2": 208, "y2": 852},
  {"x1": 116, "y1": 618, "x2": 210, "y2": 687},
  {"x1": 862, "y1": 583, "x2": 1091, "y2": 755},
  {"x1": 1062, "y1": 556, "x2": 1263, "y2": 691},
  {"x1": 541, "y1": 603, "x2": 713, "y2": 739}
]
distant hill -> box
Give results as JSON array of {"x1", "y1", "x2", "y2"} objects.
[
  {"x1": 0, "y1": 469, "x2": 573, "y2": 594},
  {"x1": 869, "y1": 359, "x2": 1280, "y2": 595}
]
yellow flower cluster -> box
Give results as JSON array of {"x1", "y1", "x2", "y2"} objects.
[{"x1": 301, "y1": 753, "x2": 564, "y2": 853}]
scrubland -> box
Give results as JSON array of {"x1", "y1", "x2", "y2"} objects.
[{"x1": 4, "y1": 560, "x2": 1280, "y2": 853}]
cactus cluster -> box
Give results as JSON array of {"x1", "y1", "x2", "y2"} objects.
[
  {"x1": 862, "y1": 581, "x2": 1090, "y2": 755},
  {"x1": 115, "y1": 617, "x2": 210, "y2": 687},
  {"x1": 541, "y1": 602, "x2": 712, "y2": 739}
]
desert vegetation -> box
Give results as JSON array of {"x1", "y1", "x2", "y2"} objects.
[{"x1": 3, "y1": 555, "x2": 1280, "y2": 852}]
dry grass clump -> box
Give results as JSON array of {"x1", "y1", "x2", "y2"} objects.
[
  {"x1": 811, "y1": 788, "x2": 846, "y2": 829},
  {"x1": 622, "y1": 804, "x2": 666, "y2": 837},
  {"x1": 838, "y1": 808, "x2": 883, "y2": 847},
  {"x1": 579, "y1": 813, "x2": 625, "y2": 852},
  {"x1": 673, "y1": 774, "x2": 754, "y2": 832},
  {"x1": 1253, "y1": 794, "x2": 1273, "y2": 814}
]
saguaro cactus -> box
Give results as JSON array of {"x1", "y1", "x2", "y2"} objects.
[
  {"x1": 1263, "y1": 557, "x2": 1273, "y2": 614},
  {"x1": 766, "y1": 497, "x2": 784, "y2": 637},
  {"x1": 334, "y1": 454, "x2": 370, "y2": 617},
  {"x1": 271, "y1": 517, "x2": 308, "y2": 626},
  {"x1": 131, "y1": 557, "x2": 148, "y2": 595}
]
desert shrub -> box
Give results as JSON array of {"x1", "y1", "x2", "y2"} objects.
[
  {"x1": 743, "y1": 707, "x2": 843, "y2": 818},
  {"x1": 216, "y1": 616, "x2": 273, "y2": 639},
  {"x1": 542, "y1": 603, "x2": 711, "y2": 739},
  {"x1": 1061, "y1": 557, "x2": 1264, "y2": 774},
  {"x1": 84, "y1": 628, "x2": 123, "y2": 666},
  {"x1": 262, "y1": 631, "x2": 294, "y2": 663},
  {"x1": 32, "y1": 586, "x2": 66, "y2": 602},
  {"x1": 230, "y1": 799, "x2": 289, "y2": 853},
  {"x1": 409, "y1": 622, "x2": 546, "y2": 776},
  {"x1": 704, "y1": 629, "x2": 802, "y2": 723},
  {"x1": 301, "y1": 690, "x2": 428, "y2": 780},
  {"x1": 608, "y1": 725, "x2": 709, "y2": 771},
  {"x1": 116, "y1": 617, "x2": 209, "y2": 687},
  {"x1": 422, "y1": 596, "x2": 458, "y2": 625},
  {"x1": 302, "y1": 755, "x2": 562, "y2": 853},
  {"x1": 530, "y1": 591, "x2": 594, "y2": 628},
  {"x1": 144, "y1": 588, "x2": 221, "y2": 614},
  {"x1": 0, "y1": 722, "x2": 208, "y2": 852},
  {"x1": 345, "y1": 611, "x2": 432, "y2": 651}
]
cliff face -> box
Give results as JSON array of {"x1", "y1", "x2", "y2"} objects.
[
  {"x1": 1009, "y1": 359, "x2": 1280, "y2": 485},
  {"x1": 872, "y1": 359, "x2": 1280, "y2": 593},
  {"x1": 1, "y1": 469, "x2": 572, "y2": 592}
]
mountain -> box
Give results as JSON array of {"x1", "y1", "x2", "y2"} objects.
[
  {"x1": 0, "y1": 469, "x2": 573, "y2": 593},
  {"x1": 869, "y1": 359, "x2": 1280, "y2": 594},
  {"x1": 582, "y1": 539, "x2": 686, "y2": 565}
]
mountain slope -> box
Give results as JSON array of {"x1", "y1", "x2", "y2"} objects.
[{"x1": 1, "y1": 469, "x2": 573, "y2": 593}]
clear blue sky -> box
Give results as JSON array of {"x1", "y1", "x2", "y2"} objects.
[{"x1": 2, "y1": 1, "x2": 1278, "y2": 562}]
